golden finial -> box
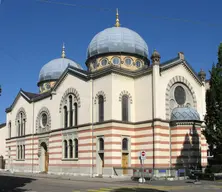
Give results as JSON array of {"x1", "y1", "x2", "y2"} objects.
[
  {"x1": 61, "y1": 42, "x2": 66, "y2": 58},
  {"x1": 115, "y1": 8, "x2": 120, "y2": 27}
]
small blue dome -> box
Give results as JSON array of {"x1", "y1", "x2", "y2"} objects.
[
  {"x1": 39, "y1": 58, "x2": 83, "y2": 82},
  {"x1": 171, "y1": 107, "x2": 200, "y2": 121},
  {"x1": 87, "y1": 27, "x2": 148, "y2": 58}
]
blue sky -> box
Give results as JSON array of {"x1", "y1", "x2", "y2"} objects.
[{"x1": 0, "y1": 0, "x2": 221, "y2": 123}]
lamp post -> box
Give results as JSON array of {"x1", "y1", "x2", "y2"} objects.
[{"x1": 0, "y1": 85, "x2": 2, "y2": 96}]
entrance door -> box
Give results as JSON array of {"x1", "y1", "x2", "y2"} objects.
[
  {"x1": 45, "y1": 152, "x2": 49, "y2": 173},
  {"x1": 122, "y1": 153, "x2": 128, "y2": 175},
  {"x1": 40, "y1": 142, "x2": 48, "y2": 173},
  {"x1": 98, "y1": 153, "x2": 104, "y2": 175}
]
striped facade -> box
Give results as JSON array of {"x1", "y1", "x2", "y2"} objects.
[
  {"x1": 5, "y1": 120, "x2": 208, "y2": 177},
  {"x1": 3, "y1": 15, "x2": 209, "y2": 177}
]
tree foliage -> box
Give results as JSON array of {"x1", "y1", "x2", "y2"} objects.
[{"x1": 203, "y1": 43, "x2": 222, "y2": 155}]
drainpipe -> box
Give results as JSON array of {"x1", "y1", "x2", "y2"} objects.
[
  {"x1": 151, "y1": 73, "x2": 155, "y2": 171},
  {"x1": 91, "y1": 79, "x2": 94, "y2": 177}
]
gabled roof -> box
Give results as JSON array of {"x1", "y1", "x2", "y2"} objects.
[
  {"x1": 0, "y1": 123, "x2": 6, "y2": 129},
  {"x1": 160, "y1": 56, "x2": 202, "y2": 85},
  {"x1": 5, "y1": 89, "x2": 51, "y2": 113}
]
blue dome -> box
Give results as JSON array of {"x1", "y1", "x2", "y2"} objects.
[
  {"x1": 39, "y1": 58, "x2": 83, "y2": 82},
  {"x1": 87, "y1": 27, "x2": 148, "y2": 58},
  {"x1": 171, "y1": 107, "x2": 200, "y2": 121}
]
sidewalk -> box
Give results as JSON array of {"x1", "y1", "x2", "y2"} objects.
[{"x1": 0, "y1": 170, "x2": 133, "y2": 184}]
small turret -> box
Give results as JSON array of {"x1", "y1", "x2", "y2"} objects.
[
  {"x1": 151, "y1": 49, "x2": 161, "y2": 65},
  {"x1": 198, "y1": 69, "x2": 206, "y2": 82}
]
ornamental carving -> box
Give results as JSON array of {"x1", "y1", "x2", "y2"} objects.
[
  {"x1": 36, "y1": 107, "x2": 51, "y2": 133},
  {"x1": 15, "y1": 107, "x2": 27, "y2": 125},
  {"x1": 59, "y1": 87, "x2": 81, "y2": 113},
  {"x1": 94, "y1": 91, "x2": 107, "y2": 104},
  {"x1": 119, "y1": 90, "x2": 133, "y2": 104},
  {"x1": 165, "y1": 76, "x2": 197, "y2": 120}
]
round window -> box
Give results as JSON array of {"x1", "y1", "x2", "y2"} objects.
[
  {"x1": 125, "y1": 58, "x2": 132, "y2": 65},
  {"x1": 136, "y1": 60, "x2": 142, "y2": 68},
  {"x1": 41, "y1": 113, "x2": 48, "y2": 127},
  {"x1": 101, "y1": 58, "x2": 108, "y2": 66},
  {"x1": 45, "y1": 83, "x2": 51, "y2": 89},
  {"x1": 93, "y1": 61, "x2": 97, "y2": 68},
  {"x1": 174, "y1": 86, "x2": 186, "y2": 105},
  {"x1": 112, "y1": 57, "x2": 120, "y2": 65}
]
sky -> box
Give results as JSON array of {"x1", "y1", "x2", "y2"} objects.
[{"x1": 0, "y1": 0, "x2": 222, "y2": 123}]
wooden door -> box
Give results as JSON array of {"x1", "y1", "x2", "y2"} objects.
[
  {"x1": 122, "y1": 153, "x2": 128, "y2": 175},
  {"x1": 45, "y1": 152, "x2": 49, "y2": 173},
  {"x1": 101, "y1": 153, "x2": 104, "y2": 168}
]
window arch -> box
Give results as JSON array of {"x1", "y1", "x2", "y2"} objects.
[
  {"x1": 62, "y1": 94, "x2": 79, "y2": 128},
  {"x1": 99, "y1": 138, "x2": 104, "y2": 151},
  {"x1": 165, "y1": 76, "x2": 197, "y2": 120},
  {"x1": 74, "y1": 139, "x2": 78, "y2": 158},
  {"x1": 16, "y1": 108, "x2": 26, "y2": 137},
  {"x1": 98, "y1": 95, "x2": 104, "y2": 122},
  {"x1": 59, "y1": 88, "x2": 80, "y2": 128},
  {"x1": 36, "y1": 107, "x2": 51, "y2": 133},
  {"x1": 122, "y1": 138, "x2": 128, "y2": 151},
  {"x1": 64, "y1": 140, "x2": 68, "y2": 158},
  {"x1": 122, "y1": 95, "x2": 129, "y2": 122}
]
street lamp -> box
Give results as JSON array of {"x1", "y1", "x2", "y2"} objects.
[{"x1": 0, "y1": 85, "x2": 2, "y2": 96}]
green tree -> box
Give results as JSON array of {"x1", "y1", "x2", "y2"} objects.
[{"x1": 204, "y1": 43, "x2": 222, "y2": 160}]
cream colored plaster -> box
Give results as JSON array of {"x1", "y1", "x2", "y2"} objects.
[
  {"x1": 160, "y1": 63, "x2": 203, "y2": 120},
  {"x1": 0, "y1": 125, "x2": 7, "y2": 158}
]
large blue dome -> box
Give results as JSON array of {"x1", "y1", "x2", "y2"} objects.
[
  {"x1": 39, "y1": 58, "x2": 82, "y2": 82},
  {"x1": 87, "y1": 27, "x2": 148, "y2": 58},
  {"x1": 171, "y1": 107, "x2": 200, "y2": 121}
]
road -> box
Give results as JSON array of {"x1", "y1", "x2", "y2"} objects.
[{"x1": 0, "y1": 174, "x2": 222, "y2": 192}]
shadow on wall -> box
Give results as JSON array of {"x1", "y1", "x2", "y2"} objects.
[
  {"x1": 176, "y1": 124, "x2": 201, "y2": 169},
  {"x1": 0, "y1": 156, "x2": 5, "y2": 169},
  {"x1": 0, "y1": 175, "x2": 36, "y2": 192},
  {"x1": 112, "y1": 188, "x2": 167, "y2": 192}
]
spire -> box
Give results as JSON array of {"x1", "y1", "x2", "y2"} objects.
[
  {"x1": 115, "y1": 8, "x2": 120, "y2": 27},
  {"x1": 61, "y1": 42, "x2": 66, "y2": 58}
]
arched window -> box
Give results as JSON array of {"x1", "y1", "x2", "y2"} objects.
[
  {"x1": 98, "y1": 95, "x2": 104, "y2": 122},
  {"x1": 17, "y1": 120, "x2": 20, "y2": 136},
  {"x1": 99, "y1": 138, "x2": 104, "y2": 151},
  {"x1": 64, "y1": 106, "x2": 68, "y2": 128},
  {"x1": 122, "y1": 138, "x2": 128, "y2": 150},
  {"x1": 20, "y1": 113, "x2": 23, "y2": 136},
  {"x1": 74, "y1": 139, "x2": 78, "y2": 158},
  {"x1": 23, "y1": 119, "x2": 26, "y2": 135},
  {"x1": 74, "y1": 103, "x2": 78, "y2": 126},
  {"x1": 23, "y1": 145, "x2": 25, "y2": 159},
  {"x1": 20, "y1": 145, "x2": 23, "y2": 159},
  {"x1": 122, "y1": 95, "x2": 129, "y2": 122},
  {"x1": 16, "y1": 109, "x2": 26, "y2": 137},
  {"x1": 69, "y1": 139, "x2": 73, "y2": 158},
  {"x1": 8, "y1": 122, "x2": 11, "y2": 138},
  {"x1": 64, "y1": 140, "x2": 68, "y2": 158},
  {"x1": 69, "y1": 95, "x2": 73, "y2": 127},
  {"x1": 17, "y1": 145, "x2": 20, "y2": 159}
]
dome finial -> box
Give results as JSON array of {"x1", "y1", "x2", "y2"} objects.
[
  {"x1": 61, "y1": 42, "x2": 66, "y2": 58},
  {"x1": 115, "y1": 8, "x2": 120, "y2": 27}
]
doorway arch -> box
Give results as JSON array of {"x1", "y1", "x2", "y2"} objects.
[{"x1": 40, "y1": 142, "x2": 49, "y2": 173}]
